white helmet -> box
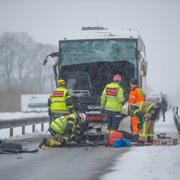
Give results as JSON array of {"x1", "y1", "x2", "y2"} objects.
[
  {"x1": 78, "y1": 113, "x2": 86, "y2": 123},
  {"x1": 121, "y1": 102, "x2": 129, "y2": 116}
]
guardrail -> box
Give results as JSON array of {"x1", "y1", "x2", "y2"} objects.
[
  {"x1": 173, "y1": 106, "x2": 180, "y2": 133},
  {"x1": 0, "y1": 116, "x2": 49, "y2": 137}
]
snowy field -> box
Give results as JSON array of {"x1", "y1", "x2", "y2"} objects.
[{"x1": 101, "y1": 110, "x2": 180, "y2": 180}]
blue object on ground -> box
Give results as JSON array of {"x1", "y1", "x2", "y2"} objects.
[{"x1": 113, "y1": 139, "x2": 131, "y2": 148}]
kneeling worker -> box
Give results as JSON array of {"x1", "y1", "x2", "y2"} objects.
[
  {"x1": 128, "y1": 101, "x2": 160, "y2": 144},
  {"x1": 39, "y1": 111, "x2": 86, "y2": 148}
]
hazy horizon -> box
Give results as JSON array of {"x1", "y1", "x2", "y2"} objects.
[{"x1": 0, "y1": 0, "x2": 180, "y2": 97}]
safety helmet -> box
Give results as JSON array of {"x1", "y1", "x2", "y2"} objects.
[
  {"x1": 57, "y1": 79, "x2": 65, "y2": 86},
  {"x1": 113, "y1": 74, "x2": 122, "y2": 82},
  {"x1": 77, "y1": 113, "x2": 86, "y2": 123},
  {"x1": 121, "y1": 102, "x2": 129, "y2": 116},
  {"x1": 130, "y1": 78, "x2": 138, "y2": 86}
]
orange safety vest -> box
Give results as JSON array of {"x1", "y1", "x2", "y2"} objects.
[{"x1": 128, "y1": 87, "x2": 144, "y2": 105}]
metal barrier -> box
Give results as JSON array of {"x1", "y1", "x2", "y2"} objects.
[
  {"x1": 173, "y1": 106, "x2": 180, "y2": 133},
  {"x1": 0, "y1": 116, "x2": 49, "y2": 137}
]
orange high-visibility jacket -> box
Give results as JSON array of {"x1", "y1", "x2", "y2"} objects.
[
  {"x1": 128, "y1": 87, "x2": 145, "y2": 105},
  {"x1": 128, "y1": 87, "x2": 145, "y2": 134}
]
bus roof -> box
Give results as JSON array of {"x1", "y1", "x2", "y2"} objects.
[{"x1": 59, "y1": 28, "x2": 140, "y2": 41}]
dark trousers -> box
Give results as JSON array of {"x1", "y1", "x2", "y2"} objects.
[
  {"x1": 106, "y1": 111, "x2": 122, "y2": 130},
  {"x1": 162, "y1": 110, "x2": 166, "y2": 121}
]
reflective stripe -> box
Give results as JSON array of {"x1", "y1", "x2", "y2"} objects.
[
  {"x1": 51, "y1": 100, "x2": 66, "y2": 103},
  {"x1": 69, "y1": 113, "x2": 77, "y2": 119},
  {"x1": 117, "y1": 97, "x2": 125, "y2": 101},
  {"x1": 53, "y1": 120, "x2": 64, "y2": 131},
  {"x1": 104, "y1": 106, "x2": 121, "y2": 112},
  {"x1": 101, "y1": 95, "x2": 107, "y2": 99},
  {"x1": 67, "y1": 121, "x2": 75, "y2": 131},
  {"x1": 67, "y1": 105, "x2": 73, "y2": 109},
  {"x1": 139, "y1": 102, "x2": 143, "y2": 111},
  {"x1": 51, "y1": 110, "x2": 68, "y2": 114},
  {"x1": 68, "y1": 121, "x2": 75, "y2": 126},
  {"x1": 129, "y1": 95, "x2": 135, "y2": 99},
  {"x1": 146, "y1": 103, "x2": 155, "y2": 113},
  {"x1": 105, "y1": 96, "x2": 124, "y2": 101},
  {"x1": 59, "y1": 117, "x2": 66, "y2": 126},
  {"x1": 147, "y1": 133, "x2": 154, "y2": 137},
  {"x1": 134, "y1": 109, "x2": 141, "y2": 115},
  {"x1": 140, "y1": 121, "x2": 147, "y2": 138}
]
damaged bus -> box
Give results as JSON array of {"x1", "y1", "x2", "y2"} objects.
[{"x1": 44, "y1": 27, "x2": 147, "y2": 124}]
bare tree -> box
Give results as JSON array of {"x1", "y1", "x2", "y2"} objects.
[
  {"x1": 31, "y1": 43, "x2": 57, "y2": 93},
  {"x1": 0, "y1": 32, "x2": 57, "y2": 111},
  {"x1": 0, "y1": 33, "x2": 15, "y2": 91},
  {"x1": 0, "y1": 32, "x2": 56, "y2": 93}
]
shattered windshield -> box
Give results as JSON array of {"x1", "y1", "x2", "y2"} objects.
[
  {"x1": 62, "y1": 71, "x2": 91, "y2": 91},
  {"x1": 60, "y1": 39, "x2": 137, "y2": 66}
]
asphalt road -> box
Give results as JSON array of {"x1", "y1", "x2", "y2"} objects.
[{"x1": 0, "y1": 138, "x2": 128, "y2": 180}]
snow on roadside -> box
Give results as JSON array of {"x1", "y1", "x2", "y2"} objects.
[
  {"x1": 101, "y1": 110, "x2": 180, "y2": 180},
  {"x1": 0, "y1": 112, "x2": 49, "y2": 139},
  {"x1": 101, "y1": 145, "x2": 180, "y2": 180},
  {"x1": 0, "y1": 112, "x2": 48, "y2": 121},
  {"x1": 154, "y1": 110, "x2": 179, "y2": 139}
]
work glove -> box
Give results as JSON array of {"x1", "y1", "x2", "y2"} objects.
[
  {"x1": 64, "y1": 123, "x2": 73, "y2": 134},
  {"x1": 61, "y1": 136, "x2": 69, "y2": 145}
]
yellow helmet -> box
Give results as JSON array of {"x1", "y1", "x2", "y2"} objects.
[{"x1": 57, "y1": 79, "x2": 65, "y2": 86}]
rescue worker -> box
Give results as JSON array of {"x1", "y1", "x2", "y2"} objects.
[
  {"x1": 39, "y1": 111, "x2": 86, "y2": 147},
  {"x1": 101, "y1": 74, "x2": 125, "y2": 131},
  {"x1": 160, "y1": 96, "x2": 168, "y2": 121},
  {"x1": 48, "y1": 79, "x2": 73, "y2": 123},
  {"x1": 129, "y1": 101, "x2": 160, "y2": 144},
  {"x1": 128, "y1": 78, "x2": 145, "y2": 141}
]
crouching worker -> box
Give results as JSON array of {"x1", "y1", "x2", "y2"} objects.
[
  {"x1": 39, "y1": 112, "x2": 86, "y2": 148},
  {"x1": 129, "y1": 101, "x2": 160, "y2": 144}
]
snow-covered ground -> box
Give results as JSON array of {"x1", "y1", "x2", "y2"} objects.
[
  {"x1": 101, "y1": 110, "x2": 180, "y2": 180},
  {"x1": 0, "y1": 111, "x2": 48, "y2": 120}
]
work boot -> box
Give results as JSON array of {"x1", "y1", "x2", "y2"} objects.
[
  {"x1": 131, "y1": 134, "x2": 139, "y2": 142},
  {"x1": 39, "y1": 138, "x2": 47, "y2": 148},
  {"x1": 146, "y1": 136, "x2": 154, "y2": 144},
  {"x1": 46, "y1": 138, "x2": 62, "y2": 147},
  {"x1": 137, "y1": 140, "x2": 145, "y2": 146}
]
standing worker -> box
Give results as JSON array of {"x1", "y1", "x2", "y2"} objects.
[
  {"x1": 160, "y1": 96, "x2": 168, "y2": 121},
  {"x1": 48, "y1": 79, "x2": 73, "y2": 123},
  {"x1": 101, "y1": 74, "x2": 125, "y2": 131},
  {"x1": 129, "y1": 101, "x2": 160, "y2": 144},
  {"x1": 128, "y1": 78, "x2": 145, "y2": 141}
]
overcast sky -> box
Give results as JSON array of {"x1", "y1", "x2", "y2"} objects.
[{"x1": 0, "y1": 0, "x2": 180, "y2": 97}]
